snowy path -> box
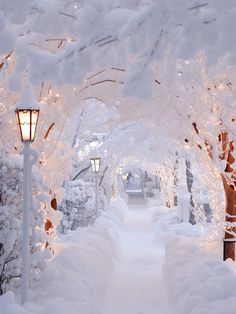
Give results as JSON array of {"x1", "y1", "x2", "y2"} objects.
[{"x1": 102, "y1": 202, "x2": 173, "y2": 314}]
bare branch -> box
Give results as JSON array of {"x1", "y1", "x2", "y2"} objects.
[
  {"x1": 94, "y1": 35, "x2": 112, "y2": 45},
  {"x1": 91, "y1": 79, "x2": 124, "y2": 86},
  {"x1": 44, "y1": 123, "x2": 55, "y2": 140},
  {"x1": 188, "y1": 3, "x2": 208, "y2": 11},
  {"x1": 59, "y1": 11, "x2": 76, "y2": 19},
  {"x1": 86, "y1": 70, "x2": 106, "y2": 80},
  {"x1": 97, "y1": 38, "x2": 118, "y2": 47},
  {"x1": 84, "y1": 96, "x2": 104, "y2": 103},
  {"x1": 72, "y1": 165, "x2": 92, "y2": 181},
  {"x1": 111, "y1": 67, "x2": 125, "y2": 72}
]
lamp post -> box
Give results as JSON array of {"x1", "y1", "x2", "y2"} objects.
[
  {"x1": 90, "y1": 158, "x2": 101, "y2": 212},
  {"x1": 117, "y1": 166, "x2": 123, "y2": 196},
  {"x1": 15, "y1": 108, "x2": 39, "y2": 305},
  {"x1": 118, "y1": 165, "x2": 123, "y2": 175}
]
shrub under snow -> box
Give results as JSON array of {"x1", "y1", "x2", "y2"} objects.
[
  {"x1": 0, "y1": 153, "x2": 46, "y2": 295},
  {"x1": 163, "y1": 233, "x2": 236, "y2": 314},
  {"x1": 59, "y1": 178, "x2": 107, "y2": 233},
  {"x1": 0, "y1": 200, "x2": 121, "y2": 314}
]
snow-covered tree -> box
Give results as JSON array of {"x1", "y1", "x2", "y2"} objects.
[
  {"x1": 0, "y1": 152, "x2": 46, "y2": 295},
  {"x1": 1, "y1": 1, "x2": 236, "y2": 286}
]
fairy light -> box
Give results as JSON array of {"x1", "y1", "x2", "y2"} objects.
[{"x1": 194, "y1": 143, "x2": 226, "y2": 244}]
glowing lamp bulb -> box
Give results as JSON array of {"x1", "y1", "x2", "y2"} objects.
[
  {"x1": 15, "y1": 109, "x2": 40, "y2": 142},
  {"x1": 90, "y1": 157, "x2": 101, "y2": 173}
]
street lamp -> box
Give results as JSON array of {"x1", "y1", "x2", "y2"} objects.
[
  {"x1": 15, "y1": 108, "x2": 39, "y2": 305},
  {"x1": 15, "y1": 109, "x2": 39, "y2": 142},
  {"x1": 90, "y1": 158, "x2": 101, "y2": 212},
  {"x1": 118, "y1": 165, "x2": 123, "y2": 175}
]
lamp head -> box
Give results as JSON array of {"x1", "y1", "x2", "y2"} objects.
[
  {"x1": 118, "y1": 166, "x2": 123, "y2": 175},
  {"x1": 15, "y1": 108, "x2": 40, "y2": 142},
  {"x1": 90, "y1": 157, "x2": 101, "y2": 173}
]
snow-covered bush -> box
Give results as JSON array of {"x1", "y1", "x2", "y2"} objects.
[
  {"x1": 164, "y1": 237, "x2": 236, "y2": 314},
  {"x1": 152, "y1": 206, "x2": 201, "y2": 244},
  {"x1": 0, "y1": 200, "x2": 122, "y2": 314},
  {"x1": 59, "y1": 178, "x2": 107, "y2": 233},
  {"x1": 0, "y1": 153, "x2": 46, "y2": 295}
]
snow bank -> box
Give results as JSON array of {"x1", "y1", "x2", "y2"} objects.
[
  {"x1": 152, "y1": 207, "x2": 200, "y2": 243},
  {"x1": 0, "y1": 200, "x2": 123, "y2": 314},
  {"x1": 162, "y1": 219, "x2": 236, "y2": 314}
]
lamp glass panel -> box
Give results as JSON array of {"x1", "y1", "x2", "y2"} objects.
[
  {"x1": 30, "y1": 110, "x2": 39, "y2": 141},
  {"x1": 91, "y1": 159, "x2": 95, "y2": 172},
  {"x1": 91, "y1": 158, "x2": 101, "y2": 172},
  {"x1": 16, "y1": 109, "x2": 39, "y2": 141},
  {"x1": 18, "y1": 110, "x2": 31, "y2": 141},
  {"x1": 95, "y1": 158, "x2": 101, "y2": 172},
  {"x1": 118, "y1": 166, "x2": 123, "y2": 174}
]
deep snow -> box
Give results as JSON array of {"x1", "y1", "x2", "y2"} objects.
[
  {"x1": 1, "y1": 197, "x2": 236, "y2": 314},
  {"x1": 102, "y1": 200, "x2": 174, "y2": 314},
  {"x1": 0, "y1": 200, "x2": 122, "y2": 314}
]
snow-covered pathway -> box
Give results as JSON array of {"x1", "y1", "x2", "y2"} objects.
[{"x1": 102, "y1": 201, "x2": 174, "y2": 314}]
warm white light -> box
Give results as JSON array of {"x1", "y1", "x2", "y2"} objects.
[
  {"x1": 90, "y1": 157, "x2": 101, "y2": 173},
  {"x1": 15, "y1": 109, "x2": 39, "y2": 142},
  {"x1": 118, "y1": 166, "x2": 123, "y2": 175},
  {"x1": 90, "y1": 140, "x2": 99, "y2": 148}
]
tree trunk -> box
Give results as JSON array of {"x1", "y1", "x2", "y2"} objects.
[
  {"x1": 185, "y1": 160, "x2": 196, "y2": 224},
  {"x1": 221, "y1": 175, "x2": 236, "y2": 261}
]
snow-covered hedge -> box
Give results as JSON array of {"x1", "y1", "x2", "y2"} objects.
[
  {"x1": 152, "y1": 206, "x2": 200, "y2": 244},
  {"x1": 164, "y1": 237, "x2": 236, "y2": 314},
  {"x1": 0, "y1": 201, "x2": 122, "y2": 314},
  {"x1": 0, "y1": 153, "x2": 46, "y2": 295},
  {"x1": 59, "y1": 178, "x2": 107, "y2": 233}
]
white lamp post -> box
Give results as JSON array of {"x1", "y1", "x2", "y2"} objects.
[
  {"x1": 118, "y1": 165, "x2": 123, "y2": 175},
  {"x1": 15, "y1": 108, "x2": 39, "y2": 305},
  {"x1": 90, "y1": 157, "x2": 101, "y2": 212}
]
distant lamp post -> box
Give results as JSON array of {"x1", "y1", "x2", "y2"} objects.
[
  {"x1": 90, "y1": 157, "x2": 101, "y2": 212},
  {"x1": 16, "y1": 108, "x2": 39, "y2": 305},
  {"x1": 118, "y1": 166, "x2": 123, "y2": 175},
  {"x1": 90, "y1": 157, "x2": 101, "y2": 173}
]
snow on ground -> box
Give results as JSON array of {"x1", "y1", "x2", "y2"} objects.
[
  {"x1": 102, "y1": 197, "x2": 174, "y2": 314},
  {"x1": 164, "y1": 238, "x2": 236, "y2": 314},
  {"x1": 0, "y1": 198, "x2": 126, "y2": 314},
  {"x1": 2, "y1": 195, "x2": 236, "y2": 314},
  {"x1": 151, "y1": 202, "x2": 236, "y2": 314},
  {"x1": 151, "y1": 205, "x2": 201, "y2": 243}
]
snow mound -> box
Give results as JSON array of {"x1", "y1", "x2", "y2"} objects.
[
  {"x1": 152, "y1": 207, "x2": 200, "y2": 243},
  {"x1": 0, "y1": 201, "x2": 122, "y2": 314},
  {"x1": 164, "y1": 237, "x2": 236, "y2": 314}
]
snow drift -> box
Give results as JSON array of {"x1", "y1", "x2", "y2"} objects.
[
  {"x1": 0, "y1": 199, "x2": 124, "y2": 314},
  {"x1": 164, "y1": 233, "x2": 236, "y2": 314}
]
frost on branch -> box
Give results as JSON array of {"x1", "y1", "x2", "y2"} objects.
[
  {"x1": 0, "y1": 153, "x2": 46, "y2": 295},
  {"x1": 59, "y1": 178, "x2": 107, "y2": 233}
]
